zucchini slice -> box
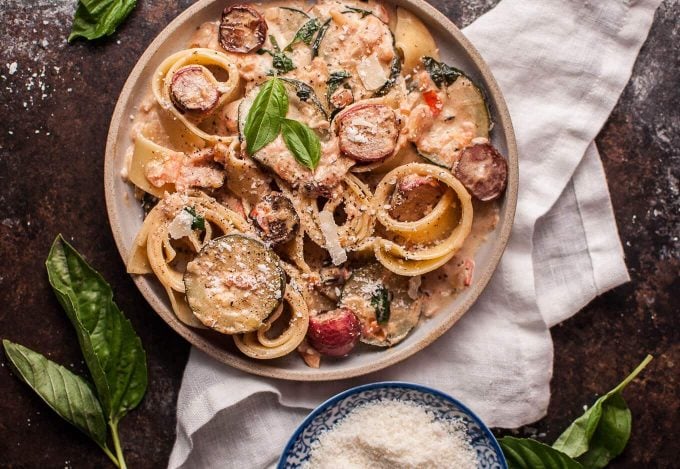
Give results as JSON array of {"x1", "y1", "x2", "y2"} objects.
[
  {"x1": 184, "y1": 235, "x2": 285, "y2": 335},
  {"x1": 315, "y1": 11, "x2": 398, "y2": 101},
  {"x1": 413, "y1": 58, "x2": 491, "y2": 169},
  {"x1": 263, "y1": 6, "x2": 311, "y2": 50},
  {"x1": 339, "y1": 263, "x2": 421, "y2": 347}
]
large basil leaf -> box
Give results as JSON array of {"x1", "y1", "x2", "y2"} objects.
[
  {"x1": 46, "y1": 235, "x2": 147, "y2": 424},
  {"x1": 244, "y1": 78, "x2": 289, "y2": 154},
  {"x1": 2, "y1": 340, "x2": 108, "y2": 447},
  {"x1": 553, "y1": 355, "x2": 652, "y2": 468},
  {"x1": 500, "y1": 437, "x2": 583, "y2": 469},
  {"x1": 69, "y1": 0, "x2": 137, "y2": 42},
  {"x1": 281, "y1": 118, "x2": 321, "y2": 170}
]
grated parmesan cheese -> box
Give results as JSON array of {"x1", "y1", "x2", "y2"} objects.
[
  {"x1": 302, "y1": 399, "x2": 478, "y2": 469},
  {"x1": 318, "y1": 211, "x2": 347, "y2": 265}
]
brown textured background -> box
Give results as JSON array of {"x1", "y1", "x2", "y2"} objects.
[{"x1": 0, "y1": 0, "x2": 677, "y2": 467}]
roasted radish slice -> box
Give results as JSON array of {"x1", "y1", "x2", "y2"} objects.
[
  {"x1": 453, "y1": 143, "x2": 508, "y2": 201},
  {"x1": 336, "y1": 104, "x2": 399, "y2": 162},
  {"x1": 340, "y1": 263, "x2": 422, "y2": 347},
  {"x1": 307, "y1": 307, "x2": 362, "y2": 357},
  {"x1": 184, "y1": 235, "x2": 285, "y2": 334},
  {"x1": 219, "y1": 4, "x2": 267, "y2": 53},
  {"x1": 249, "y1": 193, "x2": 299, "y2": 245},
  {"x1": 170, "y1": 65, "x2": 221, "y2": 114}
]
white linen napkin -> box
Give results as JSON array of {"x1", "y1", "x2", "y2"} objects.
[{"x1": 168, "y1": 0, "x2": 661, "y2": 467}]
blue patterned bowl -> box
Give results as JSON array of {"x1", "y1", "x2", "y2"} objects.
[{"x1": 278, "y1": 382, "x2": 507, "y2": 468}]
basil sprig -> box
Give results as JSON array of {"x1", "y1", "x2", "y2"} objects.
[
  {"x1": 3, "y1": 235, "x2": 148, "y2": 468},
  {"x1": 499, "y1": 355, "x2": 652, "y2": 469},
  {"x1": 244, "y1": 77, "x2": 321, "y2": 170},
  {"x1": 69, "y1": 0, "x2": 137, "y2": 42}
]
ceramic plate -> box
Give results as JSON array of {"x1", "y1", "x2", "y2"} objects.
[
  {"x1": 278, "y1": 382, "x2": 507, "y2": 468},
  {"x1": 104, "y1": 0, "x2": 518, "y2": 380}
]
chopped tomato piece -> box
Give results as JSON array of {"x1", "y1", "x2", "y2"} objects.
[{"x1": 423, "y1": 90, "x2": 443, "y2": 116}]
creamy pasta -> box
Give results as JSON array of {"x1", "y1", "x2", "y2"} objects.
[{"x1": 123, "y1": 0, "x2": 508, "y2": 367}]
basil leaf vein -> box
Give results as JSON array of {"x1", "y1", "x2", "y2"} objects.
[
  {"x1": 281, "y1": 118, "x2": 321, "y2": 170},
  {"x1": 244, "y1": 77, "x2": 289, "y2": 155},
  {"x1": 2, "y1": 340, "x2": 108, "y2": 448},
  {"x1": 69, "y1": 0, "x2": 137, "y2": 42},
  {"x1": 45, "y1": 235, "x2": 148, "y2": 423}
]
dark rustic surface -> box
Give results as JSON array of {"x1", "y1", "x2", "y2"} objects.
[{"x1": 0, "y1": 0, "x2": 677, "y2": 467}]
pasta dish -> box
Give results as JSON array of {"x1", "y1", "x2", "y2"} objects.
[{"x1": 123, "y1": 0, "x2": 508, "y2": 367}]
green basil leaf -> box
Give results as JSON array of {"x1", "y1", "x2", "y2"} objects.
[
  {"x1": 552, "y1": 402, "x2": 603, "y2": 458},
  {"x1": 370, "y1": 285, "x2": 390, "y2": 324},
  {"x1": 553, "y1": 355, "x2": 652, "y2": 468},
  {"x1": 500, "y1": 437, "x2": 583, "y2": 469},
  {"x1": 2, "y1": 340, "x2": 108, "y2": 448},
  {"x1": 69, "y1": 0, "x2": 136, "y2": 42},
  {"x1": 244, "y1": 78, "x2": 289, "y2": 154},
  {"x1": 45, "y1": 235, "x2": 147, "y2": 423},
  {"x1": 281, "y1": 118, "x2": 321, "y2": 170},
  {"x1": 286, "y1": 18, "x2": 321, "y2": 51},
  {"x1": 577, "y1": 394, "x2": 631, "y2": 469}
]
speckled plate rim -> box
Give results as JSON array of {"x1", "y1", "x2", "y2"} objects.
[
  {"x1": 104, "y1": 0, "x2": 518, "y2": 381},
  {"x1": 277, "y1": 381, "x2": 508, "y2": 468}
]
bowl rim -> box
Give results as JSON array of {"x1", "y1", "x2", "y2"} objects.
[
  {"x1": 104, "y1": 0, "x2": 519, "y2": 381},
  {"x1": 277, "y1": 380, "x2": 508, "y2": 468}
]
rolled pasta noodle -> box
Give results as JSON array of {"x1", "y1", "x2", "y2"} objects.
[
  {"x1": 233, "y1": 284, "x2": 310, "y2": 359},
  {"x1": 152, "y1": 48, "x2": 240, "y2": 143},
  {"x1": 372, "y1": 163, "x2": 473, "y2": 274}
]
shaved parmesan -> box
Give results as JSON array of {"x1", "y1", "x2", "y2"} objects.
[
  {"x1": 168, "y1": 209, "x2": 194, "y2": 239},
  {"x1": 357, "y1": 53, "x2": 388, "y2": 91},
  {"x1": 318, "y1": 211, "x2": 347, "y2": 265}
]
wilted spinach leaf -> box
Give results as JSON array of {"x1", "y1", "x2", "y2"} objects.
[{"x1": 422, "y1": 56, "x2": 463, "y2": 88}]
